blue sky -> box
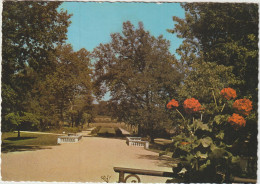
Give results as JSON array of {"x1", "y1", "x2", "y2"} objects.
[
  {"x1": 59, "y1": 2, "x2": 185, "y2": 101},
  {"x1": 60, "y1": 2, "x2": 185, "y2": 55}
]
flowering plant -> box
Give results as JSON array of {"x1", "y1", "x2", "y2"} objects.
[
  {"x1": 166, "y1": 99, "x2": 179, "y2": 109},
  {"x1": 220, "y1": 87, "x2": 237, "y2": 100},
  {"x1": 166, "y1": 88, "x2": 254, "y2": 182},
  {"x1": 233, "y1": 99, "x2": 253, "y2": 116},
  {"x1": 183, "y1": 98, "x2": 201, "y2": 113},
  {"x1": 228, "y1": 113, "x2": 246, "y2": 128}
]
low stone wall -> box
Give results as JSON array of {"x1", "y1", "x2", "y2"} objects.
[
  {"x1": 126, "y1": 137, "x2": 149, "y2": 149},
  {"x1": 57, "y1": 134, "x2": 82, "y2": 144}
]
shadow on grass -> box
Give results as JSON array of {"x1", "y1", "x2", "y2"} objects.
[
  {"x1": 1, "y1": 142, "x2": 53, "y2": 153},
  {"x1": 5, "y1": 137, "x2": 37, "y2": 141},
  {"x1": 138, "y1": 154, "x2": 179, "y2": 168}
]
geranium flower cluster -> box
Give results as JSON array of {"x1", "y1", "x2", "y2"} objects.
[
  {"x1": 167, "y1": 98, "x2": 201, "y2": 114},
  {"x1": 228, "y1": 113, "x2": 246, "y2": 128},
  {"x1": 220, "y1": 88, "x2": 253, "y2": 129},
  {"x1": 233, "y1": 99, "x2": 253, "y2": 116},
  {"x1": 167, "y1": 87, "x2": 253, "y2": 130},
  {"x1": 166, "y1": 99, "x2": 179, "y2": 109},
  {"x1": 220, "y1": 87, "x2": 237, "y2": 100},
  {"x1": 183, "y1": 98, "x2": 201, "y2": 114}
]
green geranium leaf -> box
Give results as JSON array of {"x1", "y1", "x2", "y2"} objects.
[
  {"x1": 199, "y1": 160, "x2": 211, "y2": 172},
  {"x1": 214, "y1": 115, "x2": 229, "y2": 125},
  {"x1": 231, "y1": 156, "x2": 240, "y2": 164},
  {"x1": 196, "y1": 151, "x2": 208, "y2": 159},
  {"x1": 216, "y1": 131, "x2": 224, "y2": 140},
  {"x1": 201, "y1": 137, "x2": 212, "y2": 147},
  {"x1": 186, "y1": 154, "x2": 195, "y2": 162},
  {"x1": 195, "y1": 120, "x2": 212, "y2": 131},
  {"x1": 209, "y1": 148, "x2": 226, "y2": 159}
]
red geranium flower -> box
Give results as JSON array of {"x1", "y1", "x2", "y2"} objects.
[
  {"x1": 183, "y1": 98, "x2": 201, "y2": 114},
  {"x1": 233, "y1": 99, "x2": 253, "y2": 116},
  {"x1": 220, "y1": 87, "x2": 237, "y2": 100},
  {"x1": 228, "y1": 113, "x2": 246, "y2": 129},
  {"x1": 167, "y1": 99, "x2": 179, "y2": 109}
]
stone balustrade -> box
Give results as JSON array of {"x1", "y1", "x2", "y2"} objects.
[
  {"x1": 126, "y1": 137, "x2": 149, "y2": 149},
  {"x1": 57, "y1": 134, "x2": 82, "y2": 144}
]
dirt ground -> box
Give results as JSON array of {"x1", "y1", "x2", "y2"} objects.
[{"x1": 1, "y1": 135, "x2": 176, "y2": 183}]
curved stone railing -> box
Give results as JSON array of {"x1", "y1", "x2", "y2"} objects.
[
  {"x1": 57, "y1": 134, "x2": 82, "y2": 144},
  {"x1": 126, "y1": 137, "x2": 149, "y2": 149}
]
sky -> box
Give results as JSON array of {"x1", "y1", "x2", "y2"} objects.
[
  {"x1": 59, "y1": 2, "x2": 185, "y2": 101},
  {"x1": 60, "y1": 2, "x2": 185, "y2": 54}
]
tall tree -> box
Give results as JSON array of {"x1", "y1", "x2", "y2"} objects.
[
  {"x1": 40, "y1": 44, "x2": 93, "y2": 127},
  {"x1": 168, "y1": 3, "x2": 258, "y2": 144},
  {"x1": 2, "y1": 1, "x2": 71, "y2": 133},
  {"x1": 169, "y1": 3, "x2": 258, "y2": 102},
  {"x1": 93, "y1": 21, "x2": 183, "y2": 141},
  {"x1": 166, "y1": 3, "x2": 258, "y2": 177}
]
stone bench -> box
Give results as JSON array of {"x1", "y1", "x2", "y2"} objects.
[
  {"x1": 57, "y1": 134, "x2": 82, "y2": 144},
  {"x1": 126, "y1": 137, "x2": 149, "y2": 149}
]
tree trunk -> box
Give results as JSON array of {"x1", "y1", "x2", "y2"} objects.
[
  {"x1": 17, "y1": 126, "x2": 20, "y2": 138},
  {"x1": 138, "y1": 124, "x2": 142, "y2": 136}
]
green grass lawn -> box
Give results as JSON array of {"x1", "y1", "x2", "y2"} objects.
[{"x1": 2, "y1": 132, "x2": 59, "y2": 153}]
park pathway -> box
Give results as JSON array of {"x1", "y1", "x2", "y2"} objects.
[{"x1": 1, "y1": 133, "x2": 175, "y2": 183}]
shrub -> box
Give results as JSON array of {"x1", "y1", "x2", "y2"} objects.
[{"x1": 167, "y1": 88, "x2": 255, "y2": 182}]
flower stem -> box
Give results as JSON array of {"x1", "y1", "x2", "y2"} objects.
[
  {"x1": 221, "y1": 103, "x2": 226, "y2": 113},
  {"x1": 176, "y1": 109, "x2": 185, "y2": 121},
  {"x1": 212, "y1": 90, "x2": 218, "y2": 110},
  {"x1": 176, "y1": 109, "x2": 194, "y2": 136}
]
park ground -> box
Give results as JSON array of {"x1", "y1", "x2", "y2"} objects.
[{"x1": 1, "y1": 129, "x2": 176, "y2": 183}]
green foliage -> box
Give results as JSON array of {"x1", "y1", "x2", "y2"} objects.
[
  {"x1": 168, "y1": 5, "x2": 258, "y2": 181},
  {"x1": 4, "y1": 112, "x2": 40, "y2": 129},
  {"x1": 169, "y1": 91, "x2": 255, "y2": 182},
  {"x1": 2, "y1": 2, "x2": 72, "y2": 131},
  {"x1": 93, "y1": 21, "x2": 183, "y2": 140},
  {"x1": 170, "y1": 2, "x2": 258, "y2": 113},
  {"x1": 35, "y1": 44, "x2": 94, "y2": 128}
]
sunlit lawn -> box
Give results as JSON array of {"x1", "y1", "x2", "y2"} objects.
[{"x1": 2, "y1": 132, "x2": 59, "y2": 153}]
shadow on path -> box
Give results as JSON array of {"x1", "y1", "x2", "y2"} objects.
[
  {"x1": 1, "y1": 143, "x2": 53, "y2": 153},
  {"x1": 138, "y1": 154, "x2": 178, "y2": 168}
]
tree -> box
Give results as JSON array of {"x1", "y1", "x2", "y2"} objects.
[
  {"x1": 4, "y1": 112, "x2": 40, "y2": 138},
  {"x1": 93, "y1": 21, "x2": 183, "y2": 141},
  {"x1": 166, "y1": 3, "x2": 258, "y2": 181},
  {"x1": 2, "y1": 1, "x2": 72, "y2": 133},
  {"x1": 168, "y1": 2, "x2": 258, "y2": 154},
  {"x1": 169, "y1": 3, "x2": 258, "y2": 102},
  {"x1": 41, "y1": 44, "x2": 93, "y2": 127},
  {"x1": 94, "y1": 101, "x2": 111, "y2": 116}
]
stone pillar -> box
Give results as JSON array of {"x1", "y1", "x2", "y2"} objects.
[{"x1": 57, "y1": 137, "x2": 61, "y2": 144}]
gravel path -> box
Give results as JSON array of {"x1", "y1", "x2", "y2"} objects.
[{"x1": 1, "y1": 136, "x2": 175, "y2": 183}]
